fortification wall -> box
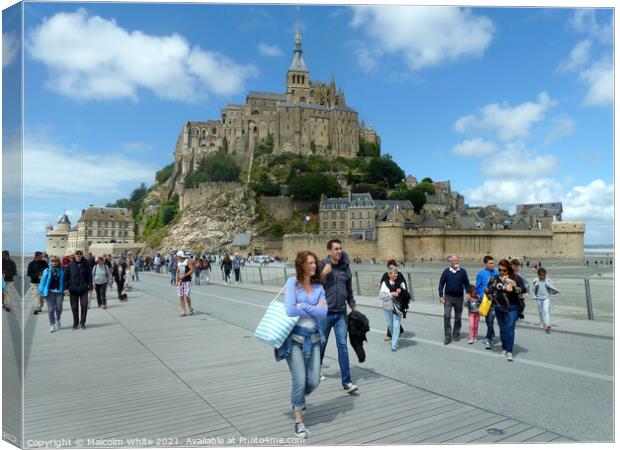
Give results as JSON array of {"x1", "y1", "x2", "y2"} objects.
[
  {"x1": 282, "y1": 234, "x2": 377, "y2": 261},
  {"x1": 281, "y1": 224, "x2": 584, "y2": 263},
  {"x1": 181, "y1": 182, "x2": 242, "y2": 210}
]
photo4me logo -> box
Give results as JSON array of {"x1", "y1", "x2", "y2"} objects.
[{"x1": 3, "y1": 431, "x2": 17, "y2": 444}]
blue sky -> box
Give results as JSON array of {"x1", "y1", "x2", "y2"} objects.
[{"x1": 2, "y1": 3, "x2": 614, "y2": 251}]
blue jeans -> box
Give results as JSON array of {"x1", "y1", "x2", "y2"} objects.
[
  {"x1": 286, "y1": 339, "x2": 321, "y2": 411},
  {"x1": 319, "y1": 312, "x2": 352, "y2": 387},
  {"x1": 45, "y1": 292, "x2": 64, "y2": 326},
  {"x1": 383, "y1": 308, "x2": 401, "y2": 351},
  {"x1": 485, "y1": 306, "x2": 496, "y2": 341},
  {"x1": 194, "y1": 269, "x2": 201, "y2": 285},
  {"x1": 170, "y1": 270, "x2": 176, "y2": 285},
  {"x1": 134, "y1": 268, "x2": 139, "y2": 282},
  {"x1": 495, "y1": 305, "x2": 520, "y2": 353}
]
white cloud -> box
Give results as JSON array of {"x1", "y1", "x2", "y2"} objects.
[
  {"x1": 556, "y1": 39, "x2": 591, "y2": 73},
  {"x1": 561, "y1": 179, "x2": 613, "y2": 222},
  {"x1": 257, "y1": 42, "x2": 283, "y2": 57},
  {"x1": 464, "y1": 178, "x2": 562, "y2": 212},
  {"x1": 3, "y1": 32, "x2": 18, "y2": 69},
  {"x1": 544, "y1": 115, "x2": 575, "y2": 145},
  {"x1": 350, "y1": 6, "x2": 494, "y2": 71},
  {"x1": 580, "y1": 59, "x2": 613, "y2": 107},
  {"x1": 26, "y1": 9, "x2": 257, "y2": 102},
  {"x1": 482, "y1": 148, "x2": 558, "y2": 179},
  {"x1": 568, "y1": 9, "x2": 612, "y2": 44},
  {"x1": 454, "y1": 92, "x2": 554, "y2": 141},
  {"x1": 452, "y1": 138, "x2": 497, "y2": 157},
  {"x1": 23, "y1": 131, "x2": 157, "y2": 199}
]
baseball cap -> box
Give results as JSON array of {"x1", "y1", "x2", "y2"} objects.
[{"x1": 176, "y1": 250, "x2": 186, "y2": 258}]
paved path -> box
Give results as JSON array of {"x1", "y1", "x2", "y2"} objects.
[{"x1": 7, "y1": 272, "x2": 613, "y2": 447}]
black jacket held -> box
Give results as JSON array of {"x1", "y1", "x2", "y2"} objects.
[{"x1": 348, "y1": 310, "x2": 370, "y2": 363}]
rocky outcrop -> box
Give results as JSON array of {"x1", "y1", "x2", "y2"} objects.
[{"x1": 158, "y1": 186, "x2": 257, "y2": 254}]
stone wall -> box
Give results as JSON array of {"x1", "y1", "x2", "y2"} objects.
[
  {"x1": 181, "y1": 182, "x2": 242, "y2": 211},
  {"x1": 282, "y1": 234, "x2": 377, "y2": 261},
  {"x1": 258, "y1": 196, "x2": 317, "y2": 221},
  {"x1": 282, "y1": 222, "x2": 585, "y2": 263}
]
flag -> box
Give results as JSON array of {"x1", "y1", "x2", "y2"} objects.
[{"x1": 304, "y1": 215, "x2": 313, "y2": 222}]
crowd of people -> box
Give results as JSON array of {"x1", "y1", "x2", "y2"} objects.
[
  {"x1": 272, "y1": 240, "x2": 562, "y2": 438},
  {"x1": 1, "y1": 249, "x2": 145, "y2": 331}
]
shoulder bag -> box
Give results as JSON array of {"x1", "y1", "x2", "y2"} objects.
[{"x1": 255, "y1": 284, "x2": 299, "y2": 348}]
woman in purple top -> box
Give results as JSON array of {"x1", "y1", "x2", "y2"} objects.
[{"x1": 283, "y1": 250, "x2": 328, "y2": 439}]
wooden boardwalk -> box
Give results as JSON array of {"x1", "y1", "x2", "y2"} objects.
[{"x1": 13, "y1": 279, "x2": 571, "y2": 446}]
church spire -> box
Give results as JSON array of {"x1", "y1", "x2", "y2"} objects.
[{"x1": 289, "y1": 7, "x2": 308, "y2": 72}]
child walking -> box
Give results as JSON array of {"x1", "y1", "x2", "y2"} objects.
[
  {"x1": 466, "y1": 290, "x2": 480, "y2": 344},
  {"x1": 531, "y1": 267, "x2": 560, "y2": 333}
]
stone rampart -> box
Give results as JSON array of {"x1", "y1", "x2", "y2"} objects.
[
  {"x1": 181, "y1": 182, "x2": 242, "y2": 210},
  {"x1": 282, "y1": 222, "x2": 585, "y2": 262}
]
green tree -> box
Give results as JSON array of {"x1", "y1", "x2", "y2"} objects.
[
  {"x1": 358, "y1": 139, "x2": 380, "y2": 157},
  {"x1": 351, "y1": 183, "x2": 387, "y2": 199},
  {"x1": 417, "y1": 181, "x2": 436, "y2": 195},
  {"x1": 155, "y1": 163, "x2": 174, "y2": 185},
  {"x1": 255, "y1": 133, "x2": 274, "y2": 158},
  {"x1": 288, "y1": 173, "x2": 342, "y2": 200},
  {"x1": 251, "y1": 174, "x2": 281, "y2": 196},
  {"x1": 186, "y1": 151, "x2": 241, "y2": 187},
  {"x1": 422, "y1": 177, "x2": 434, "y2": 183},
  {"x1": 389, "y1": 188, "x2": 427, "y2": 213},
  {"x1": 364, "y1": 156, "x2": 405, "y2": 187}
]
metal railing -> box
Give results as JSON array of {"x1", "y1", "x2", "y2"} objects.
[{"x1": 226, "y1": 265, "x2": 613, "y2": 322}]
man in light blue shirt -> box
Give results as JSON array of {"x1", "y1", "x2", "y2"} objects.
[{"x1": 475, "y1": 255, "x2": 499, "y2": 350}]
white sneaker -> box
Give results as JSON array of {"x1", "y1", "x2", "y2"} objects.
[
  {"x1": 501, "y1": 350, "x2": 507, "y2": 357},
  {"x1": 506, "y1": 352, "x2": 514, "y2": 361},
  {"x1": 56, "y1": 321, "x2": 61, "y2": 330},
  {"x1": 320, "y1": 371, "x2": 326, "y2": 381},
  {"x1": 344, "y1": 383, "x2": 358, "y2": 394},
  {"x1": 49, "y1": 326, "x2": 56, "y2": 333}
]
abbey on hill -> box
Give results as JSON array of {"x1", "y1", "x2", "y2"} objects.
[{"x1": 172, "y1": 26, "x2": 380, "y2": 186}]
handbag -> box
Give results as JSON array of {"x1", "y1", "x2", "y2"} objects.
[
  {"x1": 255, "y1": 285, "x2": 298, "y2": 349},
  {"x1": 479, "y1": 293, "x2": 492, "y2": 317}
]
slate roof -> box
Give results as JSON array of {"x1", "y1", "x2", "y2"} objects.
[
  {"x1": 79, "y1": 207, "x2": 132, "y2": 223},
  {"x1": 247, "y1": 91, "x2": 287, "y2": 101}
]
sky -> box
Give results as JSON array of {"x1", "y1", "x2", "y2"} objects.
[{"x1": 1, "y1": 2, "x2": 614, "y2": 251}]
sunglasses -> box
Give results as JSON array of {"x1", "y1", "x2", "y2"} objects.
[
  {"x1": 75, "y1": 253, "x2": 83, "y2": 256},
  {"x1": 499, "y1": 268, "x2": 508, "y2": 273}
]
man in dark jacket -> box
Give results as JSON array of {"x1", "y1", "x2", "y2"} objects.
[
  {"x1": 438, "y1": 255, "x2": 471, "y2": 345},
  {"x1": 27, "y1": 251, "x2": 48, "y2": 314},
  {"x1": 318, "y1": 239, "x2": 358, "y2": 394},
  {"x1": 2, "y1": 250, "x2": 17, "y2": 312},
  {"x1": 64, "y1": 250, "x2": 92, "y2": 329}
]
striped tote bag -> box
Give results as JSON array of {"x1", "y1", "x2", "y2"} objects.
[{"x1": 255, "y1": 285, "x2": 298, "y2": 348}]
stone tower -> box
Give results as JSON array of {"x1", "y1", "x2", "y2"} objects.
[{"x1": 286, "y1": 24, "x2": 310, "y2": 103}]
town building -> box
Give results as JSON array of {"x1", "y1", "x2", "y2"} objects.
[{"x1": 46, "y1": 207, "x2": 142, "y2": 256}]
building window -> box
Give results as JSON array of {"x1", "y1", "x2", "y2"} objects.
[
  {"x1": 367, "y1": 220, "x2": 371, "y2": 228},
  {"x1": 351, "y1": 221, "x2": 355, "y2": 229},
  {"x1": 358, "y1": 220, "x2": 362, "y2": 229},
  {"x1": 367, "y1": 211, "x2": 371, "y2": 219},
  {"x1": 332, "y1": 221, "x2": 336, "y2": 229},
  {"x1": 331, "y1": 212, "x2": 336, "y2": 219},
  {"x1": 323, "y1": 222, "x2": 327, "y2": 229},
  {"x1": 340, "y1": 221, "x2": 344, "y2": 229}
]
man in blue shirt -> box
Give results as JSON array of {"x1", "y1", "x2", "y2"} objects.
[
  {"x1": 438, "y1": 255, "x2": 471, "y2": 345},
  {"x1": 475, "y1": 255, "x2": 499, "y2": 350}
]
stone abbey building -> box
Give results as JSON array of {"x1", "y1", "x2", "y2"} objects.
[{"x1": 173, "y1": 27, "x2": 380, "y2": 181}]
